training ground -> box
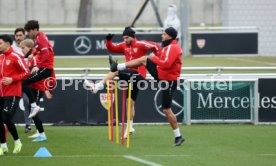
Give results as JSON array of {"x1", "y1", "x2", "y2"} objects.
[{"x1": 2, "y1": 56, "x2": 276, "y2": 166}]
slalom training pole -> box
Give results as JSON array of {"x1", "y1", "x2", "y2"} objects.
[
  {"x1": 110, "y1": 81, "x2": 114, "y2": 141},
  {"x1": 121, "y1": 88, "x2": 126, "y2": 145},
  {"x1": 107, "y1": 81, "x2": 111, "y2": 141},
  {"x1": 114, "y1": 81, "x2": 119, "y2": 144},
  {"x1": 126, "y1": 83, "x2": 132, "y2": 148}
]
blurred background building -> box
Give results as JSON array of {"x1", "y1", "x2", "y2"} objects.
[
  {"x1": 0, "y1": 0, "x2": 221, "y2": 26},
  {"x1": 0, "y1": 0, "x2": 276, "y2": 55}
]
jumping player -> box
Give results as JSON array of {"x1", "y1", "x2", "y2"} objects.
[
  {"x1": 23, "y1": 20, "x2": 55, "y2": 118},
  {"x1": 85, "y1": 26, "x2": 160, "y2": 138},
  {"x1": 20, "y1": 39, "x2": 49, "y2": 142},
  {"x1": 109, "y1": 27, "x2": 185, "y2": 146}
]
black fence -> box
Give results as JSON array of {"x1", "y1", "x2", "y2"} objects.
[
  {"x1": 13, "y1": 79, "x2": 184, "y2": 125},
  {"x1": 47, "y1": 33, "x2": 162, "y2": 56},
  {"x1": 191, "y1": 32, "x2": 258, "y2": 55},
  {"x1": 12, "y1": 77, "x2": 276, "y2": 124}
]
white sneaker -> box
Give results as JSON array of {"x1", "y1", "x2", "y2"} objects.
[
  {"x1": 28, "y1": 106, "x2": 40, "y2": 118},
  {"x1": 2, "y1": 147, "x2": 8, "y2": 154},
  {"x1": 13, "y1": 142, "x2": 22, "y2": 154},
  {"x1": 84, "y1": 79, "x2": 103, "y2": 94},
  {"x1": 0, "y1": 148, "x2": 3, "y2": 156},
  {"x1": 28, "y1": 132, "x2": 40, "y2": 138},
  {"x1": 123, "y1": 127, "x2": 135, "y2": 139}
]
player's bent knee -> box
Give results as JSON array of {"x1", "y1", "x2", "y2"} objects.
[
  {"x1": 114, "y1": 71, "x2": 119, "y2": 76},
  {"x1": 141, "y1": 56, "x2": 147, "y2": 65}
]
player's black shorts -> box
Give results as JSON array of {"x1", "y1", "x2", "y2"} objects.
[
  {"x1": 0, "y1": 96, "x2": 20, "y2": 119},
  {"x1": 118, "y1": 69, "x2": 145, "y2": 101},
  {"x1": 146, "y1": 58, "x2": 178, "y2": 109},
  {"x1": 161, "y1": 80, "x2": 177, "y2": 109},
  {"x1": 146, "y1": 58, "x2": 159, "y2": 80}
]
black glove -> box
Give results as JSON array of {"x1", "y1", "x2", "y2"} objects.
[{"x1": 106, "y1": 33, "x2": 114, "y2": 41}]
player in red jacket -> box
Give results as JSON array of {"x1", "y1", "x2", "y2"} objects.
[
  {"x1": 0, "y1": 35, "x2": 30, "y2": 156},
  {"x1": 85, "y1": 27, "x2": 160, "y2": 138},
  {"x1": 20, "y1": 39, "x2": 50, "y2": 142},
  {"x1": 23, "y1": 20, "x2": 55, "y2": 119},
  {"x1": 109, "y1": 27, "x2": 185, "y2": 146}
]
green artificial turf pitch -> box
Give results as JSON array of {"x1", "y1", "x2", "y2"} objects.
[{"x1": 1, "y1": 125, "x2": 276, "y2": 166}]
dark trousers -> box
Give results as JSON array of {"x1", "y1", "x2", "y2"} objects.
[
  {"x1": 31, "y1": 89, "x2": 45, "y2": 133},
  {"x1": 0, "y1": 96, "x2": 20, "y2": 143},
  {"x1": 22, "y1": 68, "x2": 52, "y2": 104}
]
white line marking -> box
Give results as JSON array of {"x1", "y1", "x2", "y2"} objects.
[
  {"x1": 6, "y1": 154, "x2": 275, "y2": 159},
  {"x1": 227, "y1": 57, "x2": 276, "y2": 66},
  {"x1": 124, "y1": 155, "x2": 162, "y2": 166}
]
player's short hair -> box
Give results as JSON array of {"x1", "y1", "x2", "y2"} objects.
[
  {"x1": 14, "y1": 28, "x2": 25, "y2": 35},
  {"x1": 24, "y1": 20, "x2": 39, "y2": 31},
  {"x1": 20, "y1": 39, "x2": 34, "y2": 48},
  {"x1": 0, "y1": 35, "x2": 13, "y2": 45}
]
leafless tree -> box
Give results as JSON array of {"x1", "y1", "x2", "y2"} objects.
[{"x1": 77, "y1": 0, "x2": 93, "y2": 27}]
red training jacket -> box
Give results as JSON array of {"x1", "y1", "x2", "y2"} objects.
[
  {"x1": 0, "y1": 47, "x2": 30, "y2": 97},
  {"x1": 34, "y1": 32, "x2": 54, "y2": 69},
  {"x1": 151, "y1": 40, "x2": 182, "y2": 81},
  {"x1": 106, "y1": 38, "x2": 160, "y2": 78}
]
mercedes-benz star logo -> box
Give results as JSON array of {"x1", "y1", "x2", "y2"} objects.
[
  {"x1": 154, "y1": 86, "x2": 184, "y2": 117},
  {"x1": 74, "y1": 36, "x2": 92, "y2": 54}
]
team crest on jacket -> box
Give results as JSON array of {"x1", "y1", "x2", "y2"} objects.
[
  {"x1": 133, "y1": 48, "x2": 138, "y2": 53},
  {"x1": 5, "y1": 60, "x2": 11, "y2": 66},
  {"x1": 100, "y1": 93, "x2": 114, "y2": 111},
  {"x1": 196, "y1": 39, "x2": 206, "y2": 49}
]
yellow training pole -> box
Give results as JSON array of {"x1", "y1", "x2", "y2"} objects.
[
  {"x1": 114, "y1": 81, "x2": 119, "y2": 144},
  {"x1": 107, "y1": 81, "x2": 111, "y2": 141},
  {"x1": 126, "y1": 83, "x2": 132, "y2": 148}
]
